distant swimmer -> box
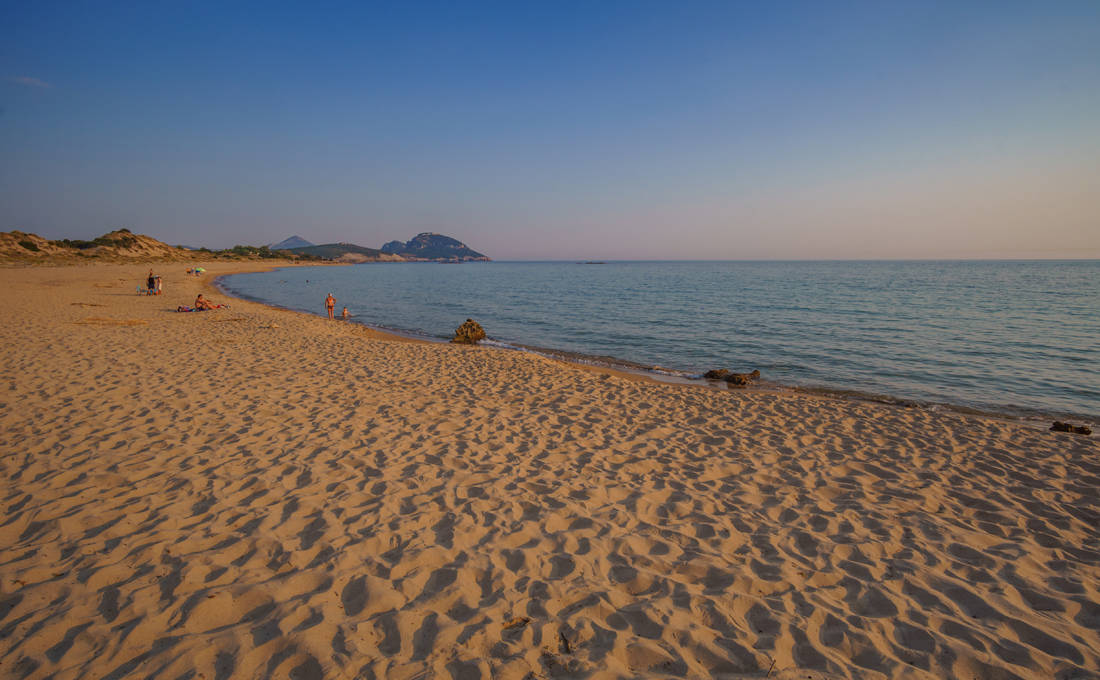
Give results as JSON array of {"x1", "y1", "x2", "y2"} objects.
[
  {"x1": 325, "y1": 293, "x2": 336, "y2": 320},
  {"x1": 341, "y1": 306, "x2": 349, "y2": 320}
]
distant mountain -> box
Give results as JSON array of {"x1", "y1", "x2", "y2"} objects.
[
  {"x1": 287, "y1": 242, "x2": 402, "y2": 263},
  {"x1": 380, "y1": 233, "x2": 490, "y2": 261},
  {"x1": 269, "y1": 235, "x2": 314, "y2": 250},
  {"x1": 279, "y1": 233, "x2": 489, "y2": 263}
]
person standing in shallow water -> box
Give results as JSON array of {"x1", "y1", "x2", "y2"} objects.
[{"x1": 325, "y1": 293, "x2": 336, "y2": 320}]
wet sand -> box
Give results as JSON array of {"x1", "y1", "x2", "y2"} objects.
[{"x1": 0, "y1": 262, "x2": 1097, "y2": 679}]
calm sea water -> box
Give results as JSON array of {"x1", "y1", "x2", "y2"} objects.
[{"x1": 219, "y1": 261, "x2": 1099, "y2": 421}]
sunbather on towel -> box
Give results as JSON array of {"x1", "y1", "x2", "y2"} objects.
[{"x1": 194, "y1": 294, "x2": 228, "y2": 310}]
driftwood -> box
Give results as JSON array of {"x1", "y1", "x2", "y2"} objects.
[
  {"x1": 704, "y1": 368, "x2": 761, "y2": 387},
  {"x1": 1051, "y1": 421, "x2": 1092, "y2": 435}
]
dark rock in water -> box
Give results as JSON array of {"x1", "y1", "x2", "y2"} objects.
[
  {"x1": 704, "y1": 368, "x2": 761, "y2": 386},
  {"x1": 726, "y1": 369, "x2": 761, "y2": 387},
  {"x1": 1051, "y1": 421, "x2": 1092, "y2": 435},
  {"x1": 452, "y1": 319, "x2": 486, "y2": 345}
]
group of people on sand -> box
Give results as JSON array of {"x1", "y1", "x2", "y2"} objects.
[
  {"x1": 144, "y1": 269, "x2": 162, "y2": 295},
  {"x1": 144, "y1": 269, "x2": 228, "y2": 312},
  {"x1": 325, "y1": 292, "x2": 349, "y2": 321},
  {"x1": 152, "y1": 271, "x2": 348, "y2": 318}
]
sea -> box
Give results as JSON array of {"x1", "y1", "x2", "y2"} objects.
[{"x1": 218, "y1": 260, "x2": 1099, "y2": 423}]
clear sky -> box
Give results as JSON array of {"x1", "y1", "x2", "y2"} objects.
[{"x1": 3, "y1": 1, "x2": 1099, "y2": 259}]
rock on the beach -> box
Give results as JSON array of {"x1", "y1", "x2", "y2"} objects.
[
  {"x1": 705, "y1": 368, "x2": 761, "y2": 386},
  {"x1": 452, "y1": 318, "x2": 486, "y2": 344},
  {"x1": 726, "y1": 369, "x2": 761, "y2": 387},
  {"x1": 1051, "y1": 421, "x2": 1092, "y2": 435}
]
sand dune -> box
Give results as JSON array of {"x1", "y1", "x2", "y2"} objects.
[{"x1": 1, "y1": 263, "x2": 1097, "y2": 679}]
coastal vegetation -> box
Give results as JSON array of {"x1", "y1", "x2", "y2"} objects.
[
  {"x1": 1, "y1": 229, "x2": 189, "y2": 261},
  {"x1": 281, "y1": 242, "x2": 390, "y2": 262},
  {"x1": 0, "y1": 229, "x2": 320, "y2": 262}
]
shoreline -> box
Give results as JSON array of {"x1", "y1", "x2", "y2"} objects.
[
  {"x1": 208, "y1": 265, "x2": 657, "y2": 385},
  {"x1": 214, "y1": 263, "x2": 1096, "y2": 430},
  {"x1": 2, "y1": 261, "x2": 1098, "y2": 679}
]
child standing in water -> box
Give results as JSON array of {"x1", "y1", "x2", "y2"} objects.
[{"x1": 341, "y1": 307, "x2": 349, "y2": 320}]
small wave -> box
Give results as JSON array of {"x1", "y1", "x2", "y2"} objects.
[{"x1": 481, "y1": 338, "x2": 695, "y2": 381}]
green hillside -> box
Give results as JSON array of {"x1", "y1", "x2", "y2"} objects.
[{"x1": 285, "y1": 243, "x2": 385, "y2": 259}]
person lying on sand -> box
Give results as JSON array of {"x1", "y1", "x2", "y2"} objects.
[{"x1": 178, "y1": 301, "x2": 229, "y2": 312}]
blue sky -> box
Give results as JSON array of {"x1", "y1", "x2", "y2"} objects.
[{"x1": 2, "y1": 1, "x2": 1098, "y2": 258}]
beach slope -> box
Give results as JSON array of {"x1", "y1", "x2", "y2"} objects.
[{"x1": 0, "y1": 264, "x2": 1097, "y2": 679}]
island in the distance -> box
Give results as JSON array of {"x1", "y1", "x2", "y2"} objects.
[
  {"x1": 380, "y1": 233, "x2": 490, "y2": 262},
  {"x1": 281, "y1": 232, "x2": 490, "y2": 263}
]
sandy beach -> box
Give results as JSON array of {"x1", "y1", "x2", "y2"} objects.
[{"x1": 0, "y1": 262, "x2": 1097, "y2": 680}]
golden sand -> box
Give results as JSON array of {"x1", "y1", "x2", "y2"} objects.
[{"x1": 0, "y1": 263, "x2": 1097, "y2": 679}]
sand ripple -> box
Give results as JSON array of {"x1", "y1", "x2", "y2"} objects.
[{"x1": 0, "y1": 264, "x2": 1097, "y2": 679}]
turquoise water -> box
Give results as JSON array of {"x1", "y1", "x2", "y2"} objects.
[{"x1": 219, "y1": 261, "x2": 1099, "y2": 421}]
